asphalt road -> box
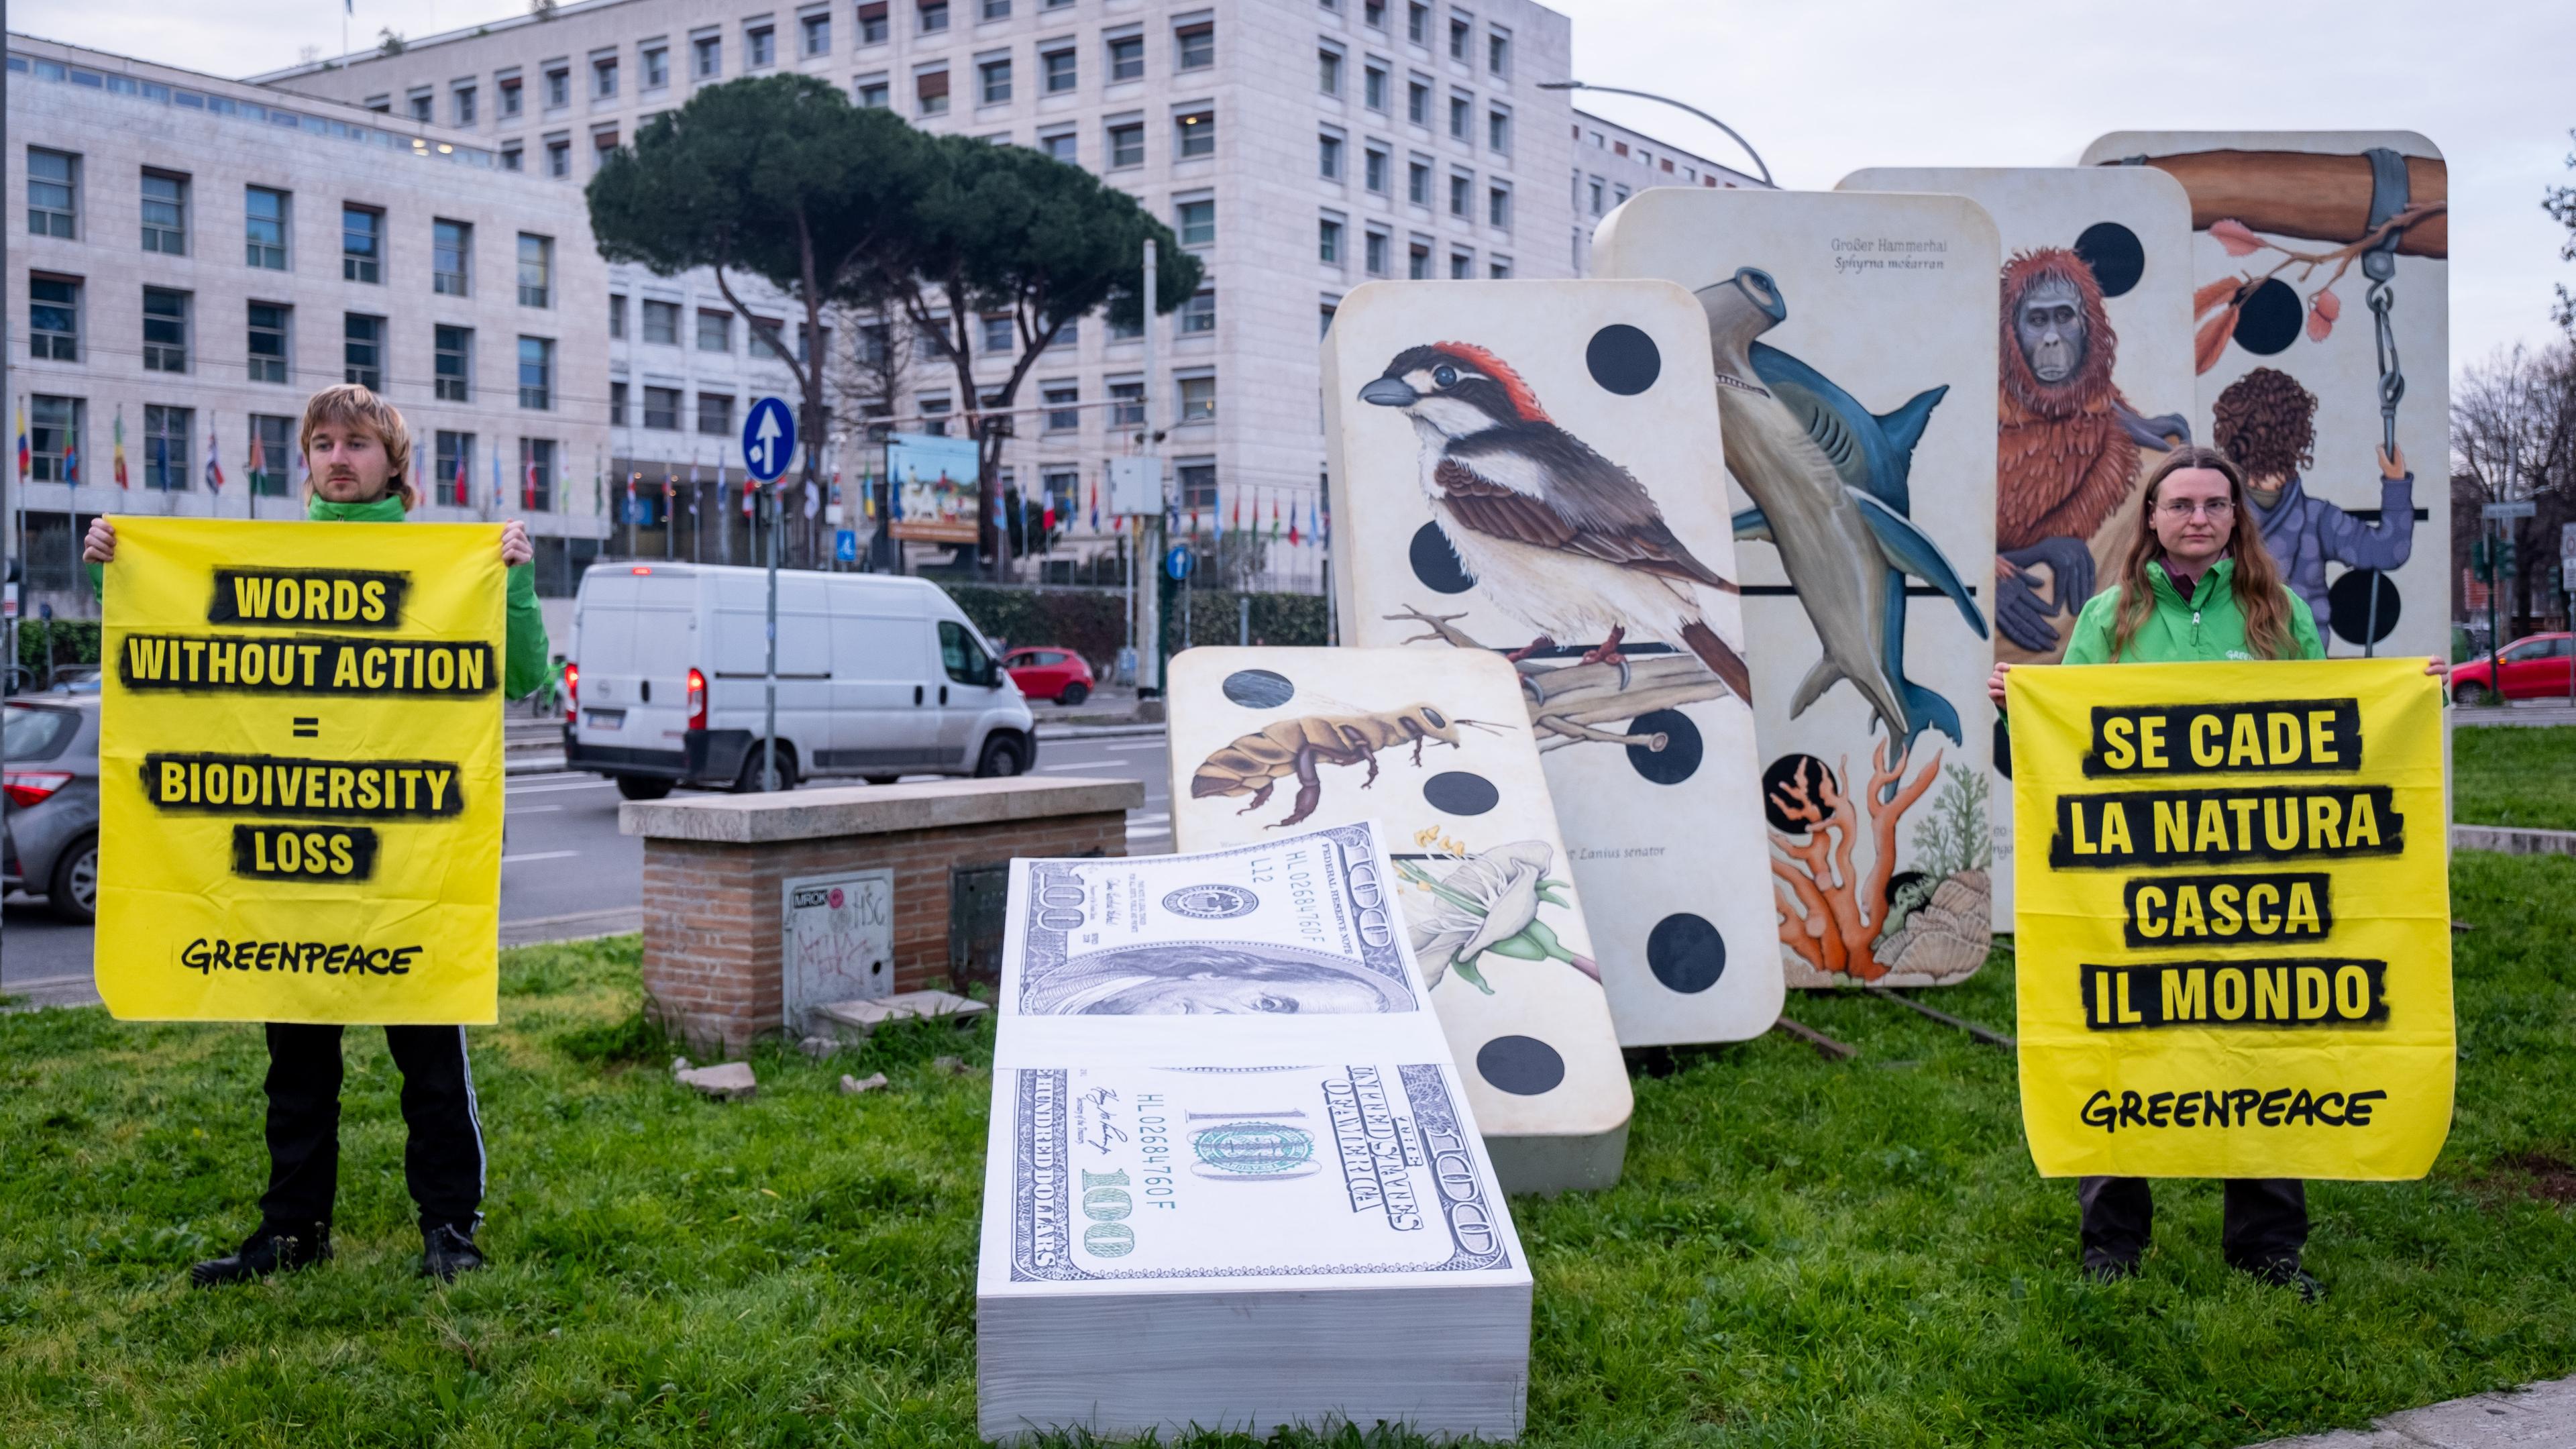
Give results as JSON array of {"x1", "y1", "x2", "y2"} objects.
[{"x1": 1, "y1": 729, "x2": 1173, "y2": 1008}]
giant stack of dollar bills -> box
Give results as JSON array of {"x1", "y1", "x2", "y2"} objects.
[{"x1": 977, "y1": 822, "x2": 1534, "y2": 1442}]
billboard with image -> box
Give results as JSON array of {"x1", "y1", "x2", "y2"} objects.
[{"x1": 887, "y1": 431, "x2": 982, "y2": 543}]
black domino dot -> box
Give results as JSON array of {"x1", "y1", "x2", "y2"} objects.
[
  {"x1": 2074, "y1": 221, "x2": 2145, "y2": 299},
  {"x1": 1585, "y1": 324, "x2": 1662, "y2": 396},
  {"x1": 1221, "y1": 668, "x2": 1297, "y2": 709},
  {"x1": 1421, "y1": 770, "x2": 1499, "y2": 816},
  {"x1": 1761, "y1": 753, "x2": 1836, "y2": 833},
  {"x1": 2326, "y1": 570, "x2": 2402, "y2": 647},
  {"x1": 1477, "y1": 1035, "x2": 1566, "y2": 1095},
  {"x1": 1410, "y1": 522, "x2": 1476, "y2": 594},
  {"x1": 1623, "y1": 708, "x2": 1702, "y2": 785},
  {"x1": 1646, "y1": 914, "x2": 1727, "y2": 994},
  {"x1": 2231, "y1": 278, "x2": 2302, "y2": 356}
]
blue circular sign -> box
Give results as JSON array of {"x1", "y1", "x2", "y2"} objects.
[
  {"x1": 741, "y1": 396, "x2": 798, "y2": 482},
  {"x1": 1164, "y1": 544, "x2": 1194, "y2": 581}
]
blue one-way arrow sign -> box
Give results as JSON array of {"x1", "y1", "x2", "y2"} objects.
[{"x1": 742, "y1": 396, "x2": 797, "y2": 482}]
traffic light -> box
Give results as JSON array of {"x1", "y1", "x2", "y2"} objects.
[
  {"x1": 2502, "y1": 539, "x2": 2519, "y2": 579},
  {"x1": 2473, "y1": 539, "x2": 2496, "y2": 581}
]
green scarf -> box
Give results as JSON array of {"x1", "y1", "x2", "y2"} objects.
[{"x1": 305, "y1": 494, "x2": 410, "y2": 524}]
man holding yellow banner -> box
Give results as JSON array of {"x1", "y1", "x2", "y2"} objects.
[
  {"x1": 85, "y1": 384, "x2": 548, "y2": 1286},
  {"x1": 1996, "y1": 447, "x2": 2449, "y2": 1301}
]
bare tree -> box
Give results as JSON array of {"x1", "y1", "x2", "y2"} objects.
[
  {"x1": 2451, "y1": 341, "x2": 2576, "y2": 627},
  {"x1": 820, "y1": 305, "x2": 921, "y2": 566},
  {"x1": 2546, "y1": 128, "x2": 2576, "y2": 334}
]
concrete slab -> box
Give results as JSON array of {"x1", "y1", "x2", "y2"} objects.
[
  {"x1": 2246, "y1": 1375, "x2": 2576, "y2": 1448},
  {"x1": 2451, "y1": 824, "x2": 2576, "y2": 857},
  {"x1": 619, "y1": 775, "x2": 1142, "y2": 843}
]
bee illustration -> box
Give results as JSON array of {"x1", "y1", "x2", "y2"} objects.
[{"x1": 1191, "y1": 703, "x2": 1501, "y2": 828}]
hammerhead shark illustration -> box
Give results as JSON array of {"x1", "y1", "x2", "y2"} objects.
[{"x1": 1695, "y1": 266, "x2": 1988, "y2": 753}]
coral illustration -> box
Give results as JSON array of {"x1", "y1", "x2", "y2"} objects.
[{"x1": 1767, "y1": 739, "x2": 1942, "y2": 981}]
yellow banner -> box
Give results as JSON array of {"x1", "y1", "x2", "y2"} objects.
[
  {"x1": 97, "y1": 519, "x2": 506, "y2": 1024},
  {"x1": 2008, "y1": 659, "x2": 2451, "y2": 1179}
]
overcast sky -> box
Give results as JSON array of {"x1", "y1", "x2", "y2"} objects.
[{"x1": 18, "y1": 0, "x2": 2572, "y2": 374}]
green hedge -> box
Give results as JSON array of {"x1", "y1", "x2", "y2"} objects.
[
  {"x1": 14, "y1": 619, "x2": 103, "y2": 674},
  {"x1": 943, "y1": 584, "x2": 1330, "y2": 672},
  {"x1": 1165, "y1": 589, "x2": 1330, "y2": 653},
  {"x1": 946, "y1": 586, "x2": 1133, "y2": 669}
]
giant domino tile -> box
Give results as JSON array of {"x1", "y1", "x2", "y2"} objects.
[
  {"x1": 1838, "y1": 164, "x2": 2200, "y2": 928},
  {"x1": 1322, "y1": 278, "x2": 1785, "y2": 1047},
  {"x1": 2081, "y1": 131, "x2": 2449, "y2": 670},
  {"x1": 1167, "y1": 647, "x2": 1631, "y2": 1194},
  {"x1": 1593, "y1": 192, "x2": 2003, "y2": 994}
]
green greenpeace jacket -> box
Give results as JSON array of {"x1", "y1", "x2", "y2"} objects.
[
  {"x1": 88, "y1": 494, "x2": 551, "y2": 699},
  {"x1": 2061, "y1": 558, "x2": 2324, "y2": 667}
]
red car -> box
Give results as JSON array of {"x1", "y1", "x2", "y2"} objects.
[
  {"x1": 2450, "y1": 632, "x2": 2572, "y2": 706},
  {"x1": 1002, "y1": 647, "x2": 1096, "y2": 706}
]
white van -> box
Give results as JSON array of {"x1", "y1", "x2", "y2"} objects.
[{"x1": 563, "y1": 564, "x2": 1035, "y2": 800}]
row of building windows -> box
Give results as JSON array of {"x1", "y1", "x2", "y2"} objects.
[
  {"x1": 1332, "y1": 0, "x2": 1516, "y2": 78},
  {"x1": 23, "y1": 277, "x2": 560, "y2": 409},
  {"x1": 1318, "y1": 132, "x2": 1513, "y2": 227},
  {"x1": 10, "y1": 52, "x2": 503, "y2": 170},
  {"x1": 1316, "y1": 217, "x2": 1509, "y2": 279},
  {"x1": 390, "y1": 11, "x2": 1214, "y2": 134},
  {"x1": 604, "y1": 372, "x2": 1211, "y2": 435},
  {"x1": 16, "y1": 392, "x2": 559, "y2": 504},
  {"x1": 403, "y1": 0, "x2": 1503, "y2": 126},
  {"x1": 1317, "y1": 45, "x2": 1511, "y2": 156},
  {"x1": 23, "y1": 147, "x2": 557, "y2": 303}
]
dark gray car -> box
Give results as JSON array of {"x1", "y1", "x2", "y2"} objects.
[{"x1": 3, "y1": 695, "x2": 100, "y2": 923}]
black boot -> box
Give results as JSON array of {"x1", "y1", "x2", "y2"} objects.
[
  {"x1": 421, "y1": 1223, "x2": 486, "y2": 1281},
  {"x1": 2241, "y1": 1256, "x2": 2326, "y2": 1303},
  {"x1": 191, "y1": 1222, "x2": 331, "y2": 1287}
]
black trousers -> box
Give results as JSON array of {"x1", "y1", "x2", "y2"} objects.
[
  {"x1": 2078, "y1": 1176, "x2": 2306, "y2": 1271},
  {"x1": 258, "y1": 1023, "x2": 486, "y2": 1235}
]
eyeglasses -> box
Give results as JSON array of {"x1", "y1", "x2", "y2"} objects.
[{"x1": 2157, "y1": 498, "x2": 2235, "y2": 520}]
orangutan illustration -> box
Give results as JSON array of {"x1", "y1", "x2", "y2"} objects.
[{"x1": 1993, "y1": 248, "x2": 2191, "y2": 655}]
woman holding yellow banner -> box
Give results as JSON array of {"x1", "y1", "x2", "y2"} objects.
[
  {"x1": 1990, "y1": 445, "x2": 2442, "y2": 1301},
  {"x1": 84, "y1": 384, "x2": 547, "y2": 1286}
]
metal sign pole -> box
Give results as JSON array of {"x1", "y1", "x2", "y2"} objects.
[
  {"x1": 1142, "y1": 235, "x2": 1163, "y2": 696},
  {"x1": 741, "y1": 396, "x2": 796, "y2": 791},
  {"x1": 764, "y1": 477, "x2": 780, "y2": 791}
]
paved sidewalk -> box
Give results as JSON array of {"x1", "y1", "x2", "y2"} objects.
[
  {"x1": 2455, "y1": 702, "x2": 2576, "y2": 729},
  {"x1": 2251, "y1": 1376, "x2": 2576, "y2": 1448}
]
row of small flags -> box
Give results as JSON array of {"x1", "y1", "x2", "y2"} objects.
[
  {"x1": 1165, "y1": 486, "x2": 1328, "y2": 548},
  {"x1": 14, "y1": 399, "x2": 286, "y2": 495},
  {"x1": 15, "y1": 400, "x2": 1336, "y2": 547}
]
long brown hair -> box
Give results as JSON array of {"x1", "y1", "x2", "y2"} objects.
[{"x1": 2107, "y1": 445, "x2": 2295, "y2": 661}]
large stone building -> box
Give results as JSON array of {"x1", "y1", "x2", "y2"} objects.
[
  {"x1": 247, "y1": 0, "x2": 1744, "y2": 585},
  {"x1": 6, "y1": 3, "x2": 1750, "y2": 618},
  {"x1": 5, "y1": 34, "x2": 614, "y2": 618}
]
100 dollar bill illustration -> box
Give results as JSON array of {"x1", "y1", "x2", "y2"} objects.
[
  {"x1": 1006, "y1": 824, "x2": 1424, "y2": 1018},
  {"x1": 987, "y1": 1060, "x2": 1523, "y2": 1289}
]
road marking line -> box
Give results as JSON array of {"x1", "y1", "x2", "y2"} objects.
[
  {"x1": 500, "y1": 850, "x2": 581, "y2": 865},
  {"x1": 507, "y1": 804, "x2": 564, "y2": 814},
  {"x1": 1101, "y1": 741, "x2": 1167, "y2": 751}
]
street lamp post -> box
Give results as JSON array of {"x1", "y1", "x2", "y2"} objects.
[{"x1": 1538, "y1": 80, "x2": 1772, "y2": 188}]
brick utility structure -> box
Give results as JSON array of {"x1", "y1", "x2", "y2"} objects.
[{"x1": 623, "y1": 775, "x2": 1141, "y2": 1054}]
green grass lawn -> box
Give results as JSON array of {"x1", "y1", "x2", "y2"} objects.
[
  {"x1": 5, "y1": 853, "x2": 2573, "y2": 1448},
  {"x1": 2454, "y1": 725, "x2": 2576, "y2": 831}
]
